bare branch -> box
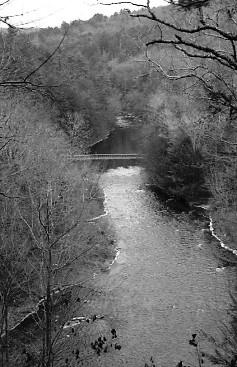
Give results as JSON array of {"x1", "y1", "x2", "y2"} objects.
[
  {"x1": 0, "y1": 0, "x2": 11, "y2": 6},
  {"x1": 0, "y1": 137, "x2": 13, "y2": 151},
  {"x1": 50, "y1": 202, "x2": 85, "y2": 249},
  {"x1": 17, "y1": 209, "x2": 41, "y2": 248},
  {"x1": 0, "y1": 16, "x2": 16, "y2": 29},
  {"x1": 99, "y1": 1, "x2": 146, "y2": 7},
  {"x1": 0, "y1": 192, "x2": 24, "y2": 199},
  {"x1": 24, "y1": 28, "x2": 69, "y2": 82},
  {"x1": 131, "y1": 9, "x2": 237, "y2": 41},
  {"x1": 53, "y1": 244, "x2": 95, "y2": 273}
]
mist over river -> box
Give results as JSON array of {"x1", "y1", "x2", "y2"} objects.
[{"x1": 89, "y1": 164, "x2": 237, "y2": 367}]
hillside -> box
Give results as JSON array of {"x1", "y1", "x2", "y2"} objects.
[{"x1": 1, "y1": 1, "x2": 237, "y2": 365}]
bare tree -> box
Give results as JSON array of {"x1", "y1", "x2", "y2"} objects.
[
  {"x1": 0, "y1": 90, "x2": 103, "y2": 366},
  {"x1": 0, "y1": 1, "x2": 69, "y2": 95},
  {"x1": 0, "y1": 198, "x2": 34, "y2": 367},
  {"x1": 100, "y1": 0, "x2": 237, "y2": 115}
]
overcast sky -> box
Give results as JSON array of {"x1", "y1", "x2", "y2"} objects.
[{"x1": 2, "y1": 0, "x2": 167, "y2": 28}]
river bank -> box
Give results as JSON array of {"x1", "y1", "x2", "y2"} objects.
[
  {"x1": 146, "y1": 182, "x2": 237, "y2": 268},
  {"x1": 209, "y1": 209, "x2": 237, "y2": 252}
]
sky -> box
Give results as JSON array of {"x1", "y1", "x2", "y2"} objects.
[{"x1": 1, "y1": 0, "x2": 167, "y2": 28}]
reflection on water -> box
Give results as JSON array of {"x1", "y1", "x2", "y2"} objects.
[
  {"x1": 91, "y1": 127, "x2": 141, "y2": 155},
  {"x1": 91, "y1": 126, "x2": 143, "y2": 170},
  {"x1": 93, "y1": 166, "x2": 236, "y2": 367}
]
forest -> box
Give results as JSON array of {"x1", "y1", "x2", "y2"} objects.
[{"x1": 0, "y1": 0, "x2": 237, "y2": 366}]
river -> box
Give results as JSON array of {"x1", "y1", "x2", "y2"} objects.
[
  {"x1": 88, "y1": 164, "x2": 236, "y2": 367},
  {"x1": 87, "y1": 125, "x2": 237, "y2": 367}
]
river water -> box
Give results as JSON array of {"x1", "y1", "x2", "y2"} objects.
[{"x1": 91, "y1": 164, "x2": 237, "y2": 367}]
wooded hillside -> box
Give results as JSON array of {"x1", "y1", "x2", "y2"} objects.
[{"x1": 1, "y1": 1, "x2": 237, "y2": 365}]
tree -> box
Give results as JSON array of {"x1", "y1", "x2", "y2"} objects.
[
  {"x1": 0, "y1": 5, "x2": 118, "y2": 366},
  {"x1": 0, "y1": 90, "x2": 102, "y2": 366},
  {"x1": 0, "y1": 2, "x2": 69, "y2": 95},
  {"x1": 100, "y1": 1, "x2": 237, "y2": 114},
  {"x1": 0, "y1": 200, "x2": 32, "y2": 367}
]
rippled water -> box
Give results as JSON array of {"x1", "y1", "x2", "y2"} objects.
[{"x1": 93, "y1": 166, "x2": 236, "y2": 367}]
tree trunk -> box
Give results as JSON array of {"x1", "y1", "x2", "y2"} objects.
[
  {"x1": 42, "y1": 328, "x2": 46, "y2": 367},
  {"x1": 4, "y1": 304, "x2": 9, "y2": 367},
  {"x1": 0, "y1": 304, "x2": 5, "y2": 367},
  {"x1": 45, "y1": 195, "x2": 52, "y2": 367},
  {"x1": 45, "y1": 250, "x2": 52, "y2": 367}
]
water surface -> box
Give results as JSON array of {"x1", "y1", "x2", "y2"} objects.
[{"x1": 93, "y1": 166, "x2": 236, "y2": 366}]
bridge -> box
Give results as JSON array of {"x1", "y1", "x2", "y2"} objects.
[{"x1": 69, "y1": 154, "x2": 143, "y2": 161}]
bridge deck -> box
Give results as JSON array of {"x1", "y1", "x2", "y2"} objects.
[{"x1": 69, "y1": 154, "x2": 143, "y2": 161}]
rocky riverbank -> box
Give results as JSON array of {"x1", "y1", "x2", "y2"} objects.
[
  {"x1": 209, "y1": 209, "x2": 237, "y2": 252},
  {"x1": 144, "y1": 178, "x2": 237, "y2": 265}
]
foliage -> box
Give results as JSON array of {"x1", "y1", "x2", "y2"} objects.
[
  {"x1": 144, "y1": 127, "x2": 206, "y2": 202},
  {"x1": 1, "y1": 0, "x2": 237, "y2": 365},
  {"x1": 0, "y1": 86, "x2": 107, "y2": 365}
]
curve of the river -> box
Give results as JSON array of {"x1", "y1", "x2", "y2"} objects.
[{"x1": 90, "y1": 165, "x2": 236, "y2": 367}]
